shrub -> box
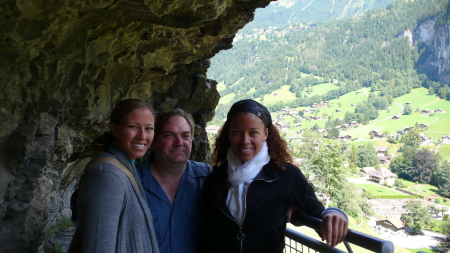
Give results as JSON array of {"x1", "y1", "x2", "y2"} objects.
[
  {"x1": 394, "y1": 179, "x2": 405, "y2": 188},
  {"x1": 387, "y1": 137, "x2": 398, "y2": 144}
]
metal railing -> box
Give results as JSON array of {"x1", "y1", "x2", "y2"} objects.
[{"x1": 285, "y1": 213, "x2": 395, "y2": 253}]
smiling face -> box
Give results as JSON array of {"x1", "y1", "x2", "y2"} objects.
[
  {"x1": 151, "y1": 116, "x2": 192, "y2": 165},
  {"x1": 110, "y1": 107, "x2": 155, "y2": 160},
  {"x1": 228, "y1": 112, "x2": 268, "y2": 163}
]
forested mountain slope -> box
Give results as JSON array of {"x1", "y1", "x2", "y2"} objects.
[
  {"x1": 243, "y1": 0, "x2": 396, "y2": 31},
  {"x1": 208, "y1": 0, "x2": 450, "y2": 124}
]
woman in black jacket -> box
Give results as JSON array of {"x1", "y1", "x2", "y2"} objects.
[{"x1": 203, "y1": 99, "x2": 348, "y2": 253}]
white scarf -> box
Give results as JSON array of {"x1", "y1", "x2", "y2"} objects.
[{"x1": 226, "y1": 141, "x2": 270, "y2": 225}]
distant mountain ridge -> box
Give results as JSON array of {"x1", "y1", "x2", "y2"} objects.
[{"x1": 242, "y1": 0, "x2": 396, "y2": 31}]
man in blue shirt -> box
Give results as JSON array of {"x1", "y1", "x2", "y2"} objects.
[{"x1": 137, "y1": 109, "x2": 210, "y2": 253}]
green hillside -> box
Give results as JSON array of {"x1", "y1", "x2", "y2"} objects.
[{"x1": 207, "y1": 0, "x2": 450, "y2": 125}]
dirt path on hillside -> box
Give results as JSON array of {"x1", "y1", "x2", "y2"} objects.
[
  {"x1": 419, "y1": 97, "x2": 441, "y2": 108},
  {"x1": 420, "y1": 114, "x2": 440, "y2": 125}
]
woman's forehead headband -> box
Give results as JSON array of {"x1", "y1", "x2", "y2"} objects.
[{"x1": 227, "y1": 99, "x2": 272, "y2": 128}]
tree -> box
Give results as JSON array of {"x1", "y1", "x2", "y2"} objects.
[
  {"x1": 437, "y1": 162, "x2": 450, "y2": 198},
  {"x1": 401, "y1": 199, "x2": 433, "y2": 234},
  {"x1": 349, "y1": 145, "x2": 359, "y2": 169},
  {"x1": 403, "y1": 105, "x2": 413, "y2": 115},
  {"x1": 389, "y1": 155, "x2": 412, "y2": 180},
  {"x1": 390, "y1": 145, "x2": 417, "y2": 181},
  {"x1": 428, "y1": 86, "x2": 435, "y2": 95},
  {"x1": 293, "y1": 136, "x2": 374, "y2": 222},
  {"x1": 357, "y1": 144, "x2": 379, "y2": 168},
  {"x1": 401, "y1": 128, "x2": 421, "y2": 147},
  {"x1": 333, "y1": 182, "x2": 374, "y2": 224},
  {"x1": 412, "y1": 148, "x2": 439, "y2": 183},
  {"x1": 302, "y1": 140, "x2": 346, "y2": 208},
  {"x1": 441, "y1": 220, "x2": 450, "y2": 235},
  {"x1": 327, "y1": 128, "x2": 340, "y2": 139},
  {"x1": 311, "y1": 123, "x2": 320, "y2": 131}
]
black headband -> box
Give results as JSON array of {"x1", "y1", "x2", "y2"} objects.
[{"x1": 227, "y1": 99, "x2": 272, "y2": 128}]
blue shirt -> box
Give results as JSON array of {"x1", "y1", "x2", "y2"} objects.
[{"x1": 137, "y1": 160, "x2": 210, "y2": 253}]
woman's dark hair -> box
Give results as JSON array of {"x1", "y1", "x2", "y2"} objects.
[
  {"x1": 91, "y1": 98, "x2": 155, "y2": 155},
  {"x1": 211, "y1": 114, "x2": 292, "y2": 171}
]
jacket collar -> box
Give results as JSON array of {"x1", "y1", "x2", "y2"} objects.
[
  {"x1": 254, "y1": 162, "x2": 279, "y2": 182},
  {"x1": 213, "y1": 160, "x2": 280, "y2": 219}
]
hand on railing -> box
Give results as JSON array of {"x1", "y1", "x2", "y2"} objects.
[
  {"x1": 286, "y1": 207, "x2": 349, "y2": 247},
  {"x1": 289, "y1": 213, "x2": 395, "y2": 253},
  {"x1": 321, "y1": 212, "x2": 348, "y2": 247}
]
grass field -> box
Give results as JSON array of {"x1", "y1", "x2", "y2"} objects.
[
  {"x1": 219, "y1": 93, "x2": 235, "y2": 104},
  {"x1": 406, "y1": 248, "x2": 438, "y2": 253},
  {"x1": 396, "y1": 179, "x2": 416, "y2": 187},
  {"x1": 402, "y1": 183, "x2": 450, "y2": 207},
  {"x1": 439, "y1": 144, "x2": 450, "y2": 161},
  {"x1": 344, "y1": 113, "x2": 438, "y2": 140},
  {"x1": 303, "y1": 82, "x2": 339, "y2": 96},
  {"x1": 420, "y1": 98, "x2": 450, "y2": 142},
  {"x1": 295, "y1": 88, "x2": 369, "y2": 130},
  {"x1": 358, "y1": 184, "x2": 407, "y2": 197},
  {"x1": 319, "y1": 88, "x2": 368, "y2": 115},
  {"x1": 432, "y1": 220, "x2": 445, "y2": 233},
  {"x1": 394, "y1": 88, "x2": 438, "y2": 108},
  {"x1": 260, "y1": 85, "x2": 297, "y2": 103},
  {"x1": 407, "y1": 184, "x2": 440, "y2": 197}
]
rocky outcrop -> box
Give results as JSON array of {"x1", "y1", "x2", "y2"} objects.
[
  {"x1": 414, "y1": 15, "x2": 450, "y2": 84},
  {"x1": 0, "y1": 0, "x2": 272, "y2": 251}
]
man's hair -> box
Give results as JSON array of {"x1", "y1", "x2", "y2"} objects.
[{"x1": 154, "y1": 108, "x2": 195, "y2": 139}]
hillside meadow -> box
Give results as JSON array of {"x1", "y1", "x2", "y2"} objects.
[{"x1": 215, "y1": 85, "x2": 450, "y2": 159}]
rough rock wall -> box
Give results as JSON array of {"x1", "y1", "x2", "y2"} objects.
[
  {"x1": 0, "y1": 0, "x2": 272, "y2": 251},
  {"x1": 415, "y1": 14, "x2": 450, "y2": 84}
]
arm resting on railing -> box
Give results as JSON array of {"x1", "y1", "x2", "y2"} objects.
[{"x1": 289, "y1": 213, "x2": 395, "y2": 253}]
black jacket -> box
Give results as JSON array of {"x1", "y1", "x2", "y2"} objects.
[{"x1": 202, "y1": 161, "x2": 325, "y2": 253}]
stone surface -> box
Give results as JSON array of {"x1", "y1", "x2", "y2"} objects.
[
  {"x1": 415, "y1": 16, "x2": 450, "y2": 84},
  {"x1": 0, "y1": 0, "x2": 272, "y2": 251}
]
